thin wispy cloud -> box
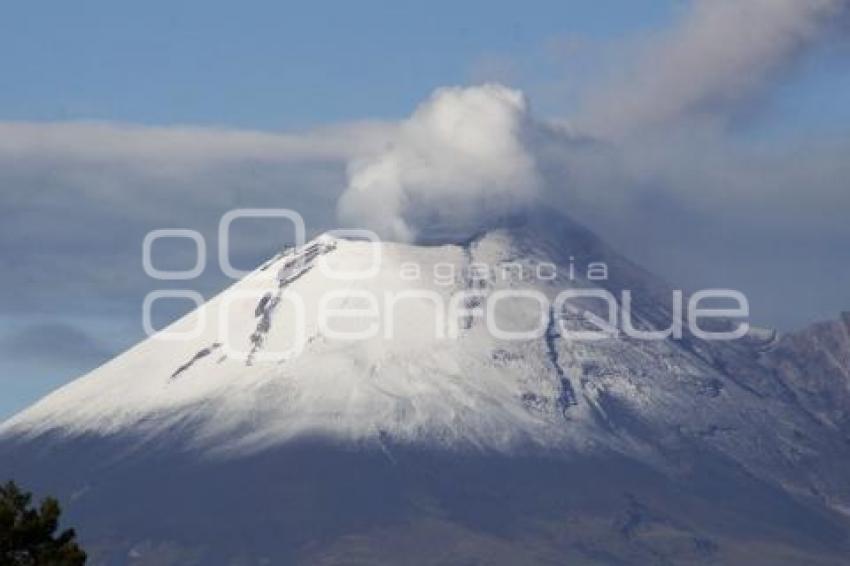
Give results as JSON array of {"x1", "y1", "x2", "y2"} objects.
[{"x1": 579, "y1": 0, "x2": 849, "y2": 137}]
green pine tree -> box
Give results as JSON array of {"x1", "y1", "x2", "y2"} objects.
[{"x1": 0, "y1": 481, "x2": 86, "y2": 565}]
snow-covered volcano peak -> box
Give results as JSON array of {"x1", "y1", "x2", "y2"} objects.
[
  {"x1": 0, "y1": 215, "x2": 632, "y2": 443},
  {"x1": 4, "y1": 213, "x2": 850, "y2": 519},
  {"x1": 2, "y1": 213, "x2": 630, "y2": 451},
  {"x1": 0, "y1": 214, "x2": 754, "y2": 452}
]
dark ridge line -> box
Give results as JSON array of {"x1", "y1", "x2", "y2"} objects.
[
  {"x1": 170, "y1": 343, "x2": 222, "y2": 380},
  {"x1": 546, "y1": 306, "x2": 577, "y2": 414}
]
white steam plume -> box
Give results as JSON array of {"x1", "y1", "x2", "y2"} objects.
[{"x1": 336, "y1": 84, "x2": 545, "y2": 242}]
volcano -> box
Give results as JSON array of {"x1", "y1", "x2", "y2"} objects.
[{"x1": 2, "y1": 212, "x2": 850, "y2": 565}]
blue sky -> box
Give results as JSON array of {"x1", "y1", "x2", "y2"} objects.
[
  {"x1": 0, "y1": 0, "x2": 848, "y2": 420},
  {"x1": 0, "y1": 1, "x2": 676, "y2": 128}
]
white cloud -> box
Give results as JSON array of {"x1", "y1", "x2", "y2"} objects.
[{"x1": 336, "y1": 84, "x2": 546, "y2": 242}]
